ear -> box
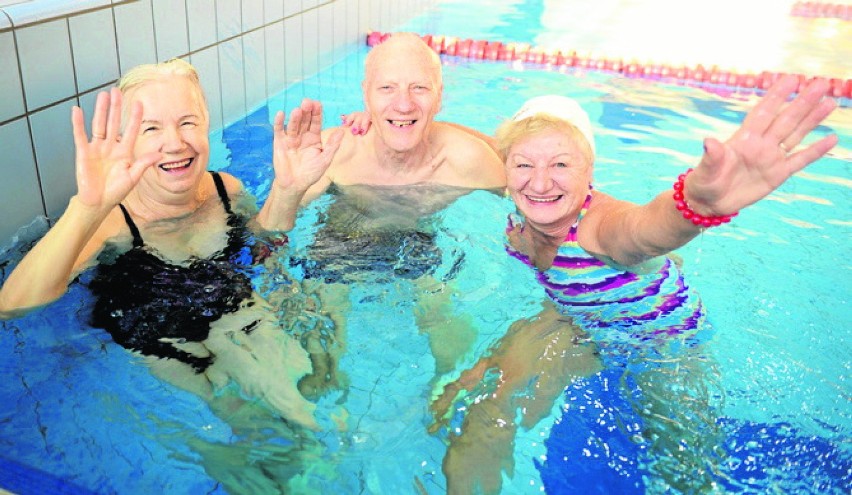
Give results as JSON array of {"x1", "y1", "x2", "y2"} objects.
[{"x1": 361, "y1": 80, "x2": 370, "y2": 113}]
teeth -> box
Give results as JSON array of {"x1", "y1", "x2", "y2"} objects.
[
  {"x1": 160, "y1": 159, "x2": 191, "y2": 170},
  {"x1": 390, "y1": 120, "x2": 415, "y2": 127},
  {"x1": 527, "y1": 195, "x2": 560, "y2": 203}
]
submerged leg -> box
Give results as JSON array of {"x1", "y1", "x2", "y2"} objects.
[
  {"x1": 294, "y1": 280, "x2": 351, "y2": 401},
  {"x1": 435, "y1": 302, "x2": 602, "y2": 494},
  {"x1": 626, "y1": 342, "x2": 726, "y2": 492},
  {"x1": 414, "y1": 276, "x2": 479, "y2": 380}
]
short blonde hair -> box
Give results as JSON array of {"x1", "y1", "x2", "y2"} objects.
[
  {"x1": 118, "y1": 58, "x2": 208, "y2": 125},
  {"x1": 495, "y1": 114, "x2": 594, "y2": 164},
  {"x1": 363, "y1": 32, "x2": 442, "y2": 88}
]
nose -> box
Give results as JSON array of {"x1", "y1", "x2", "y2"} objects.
[
  {"x1": 393, "y1": 90, "x2": 416, "y2": 113},
  {"x1": 159, "y1": 125, "x2": 185, "y2": 152},
  {"x1": 529, "y1": 166, "x2": 553, "y2": 192}
]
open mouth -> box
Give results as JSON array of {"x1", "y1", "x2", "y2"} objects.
[
  {"x1": 388, "y1": 119, "x2": 416, "y2": 128},
  {"x1": 526, "y1": 195, "x2": 562, "y2": 204},
  {"x1": 158, "y1": 158, "x2": 192, "y2": 172}
]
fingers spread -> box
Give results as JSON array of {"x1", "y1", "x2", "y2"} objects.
[
  {"x1": 105, "y1": 88, "x2": 123, "y2": 142},
  {"x1": 786, "y1": 134, "x2": 839, "y2": 176},
  {"x1": 71, "y1": 106, "x2": 88, "y2": 148},
  {"x1": 779, "y1": 88, "x2": 837, "y2": 150},
  {"x1": 121, "y1": 101, "x2": 144, "y2": 146},
  {"x1": 273, "y1": 111, "x2": 285, "y2": 133},
  {"x1": 286, "y1": 107, "x2": 304, "y2": 139},
  {"x1": 766, "y1": 77, "x2": 832, "y2": 146},
  {"x1": 740, "y1": 74, "x2": 799, "y2": 136},
  {"x1": 90, "y1": 91, "x2": 110, "y2": 140}
]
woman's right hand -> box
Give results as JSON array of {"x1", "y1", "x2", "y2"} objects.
[
  {"x1": 71, "y1": 88, "x2": 160, "y2": 209},
  {"x1": 340, "y1": 110, "x2": 372, "y2": 136}
]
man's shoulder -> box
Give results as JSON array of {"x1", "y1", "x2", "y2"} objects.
[
  {"x1": 434, "y1": 122, "x2": 498, "y2": 159},
  {"x1": 432, "y1": 122, "x2": 505, "y2": 188}
]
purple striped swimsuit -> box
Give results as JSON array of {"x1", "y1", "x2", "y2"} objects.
[{"x1": 507, "y1": 191, "x2": 705, "y2": 343}]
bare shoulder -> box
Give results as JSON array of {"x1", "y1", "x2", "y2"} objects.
[
  {"x1": 213, "y1": 170, "x2": 246, "y2": 196},
  {"x1": 434, "y1": 122, "x2": 505, "y2": 188}
]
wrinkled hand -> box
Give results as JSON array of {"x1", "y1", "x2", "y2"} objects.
[
  {"x1": 685, "y1": 75, "x2": 838, "y2": 216},
  {"x1": 340, "y1": 110, "x2": 372, "y2": 136},
  {"x1": 272, "y1": 99, "x2": 344, "y2": 193},
  {"x1": 72, "y1": 88, "x2": 161, "y2": 208}
]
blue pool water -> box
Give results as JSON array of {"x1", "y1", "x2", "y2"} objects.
[{"x1": 2, "y1": 0, "x2": 850, "y2": 493}]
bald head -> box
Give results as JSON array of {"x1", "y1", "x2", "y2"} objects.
[{"x1": 363, "y1": 33, "x2": 443, "y2": 89}]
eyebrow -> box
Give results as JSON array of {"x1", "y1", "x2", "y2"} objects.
[
  {"x1": 140, "y1": 114, "x2": 199, "y2": 124},
  {"x1": 512, "y1": 151, "x2": 573, "y2": 161}
]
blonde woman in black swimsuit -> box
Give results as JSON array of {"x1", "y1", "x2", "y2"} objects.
[{"x1": 0, "y1": 59, "x2": 335, "y2": 431}]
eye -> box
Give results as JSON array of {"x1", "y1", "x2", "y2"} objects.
[
  {"x1": 141, "y1": 125, "x2": 159, "y2": 134},
  {"x1": 516, "y1": 162, "x2": 532, "y2": 168},
  {"x1": 554, "y1": 162, "x2": 568, "y2": 168},
  {"x1": 181, "y1": 121, "x2": 197, "y2": 128}
]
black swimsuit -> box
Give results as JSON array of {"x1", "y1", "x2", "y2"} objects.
[{"x1": 88, "y1": 172, "x2": 255, "y2": 372}]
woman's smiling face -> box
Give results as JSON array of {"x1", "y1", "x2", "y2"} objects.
[
  {"x1": 505, "y1": 127, "x2": 593, "y2": 231},
  {"x1": 129, "y1": 76, "x2": 211, "y2": 195}
]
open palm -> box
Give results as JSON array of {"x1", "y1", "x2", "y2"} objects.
[
  {"x1": 72, "y1": 88, "x2": 160, "y2": 208},
  {"x1": 686, "y1": 75, "x2": 838, "y2": 216},
  {"x1": 271, "y1": 98, "x2": 343, "y2": 193}
]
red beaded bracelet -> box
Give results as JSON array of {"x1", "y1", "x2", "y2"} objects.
[{"x1": 672, "y1": 168, "x2": 738, "y2": 227}]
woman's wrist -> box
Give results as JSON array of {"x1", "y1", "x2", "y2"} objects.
[{"x1": 672, "y1": 169, "x2": 738, "y2": 227}]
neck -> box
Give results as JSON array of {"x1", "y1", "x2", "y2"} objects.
[
  {"x1": 371, "y1": 131, "x2": 436, "y2": 176},
  {"x1": 525, "y1": 216, "x2": 576, "y2": 246},
  {"x1": 126, "y1": 179, "x2": 210, "y2": 223}
]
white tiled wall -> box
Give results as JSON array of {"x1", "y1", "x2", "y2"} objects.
[{"x1": 0, "y1": 0, "x2": 434, "y2": 246}]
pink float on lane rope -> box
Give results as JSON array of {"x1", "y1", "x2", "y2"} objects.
[
  {"x1": 790, "y1": 2, "x2": 852, "y2": 20},
  {"x1": 366, "y1": 31, "x2": 852, "y2": 101}
]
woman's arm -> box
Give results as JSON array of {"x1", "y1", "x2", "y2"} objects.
[
  {"x1": 591, "y1": 75, "x2": 837, "y2": 266},
  {"x1": 257, "y1": 99, "x2": 344, "y2": 231},
  {"x1": 0, "y1": 89, "x2": 159, "y2": 318}
]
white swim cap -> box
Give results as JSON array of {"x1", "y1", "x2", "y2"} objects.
[{"x1": 511, "y1": 95, "x2": 595, "y2": 157}]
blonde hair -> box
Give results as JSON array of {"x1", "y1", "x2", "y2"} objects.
[
  {"x1": 495, "y1": 114, "x2": 594, "y2": 164},
  {"x1": 363, "y1": 32, "x2": 443, "y2": 87},
  {"x1": 118, "y1": 58, "x2": 208, "y2": 125}
]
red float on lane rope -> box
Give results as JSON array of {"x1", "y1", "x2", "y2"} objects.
[{"x1": 365, "y1": 32, "x2": 852, "y2": 101}]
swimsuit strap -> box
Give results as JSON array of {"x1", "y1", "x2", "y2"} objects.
[
  {"x1": 118, "y1": 204, "x2": 144, "y2": 248},
  {"x1": 210, "y1": 171, "x2": 233, "y2": 215},
  {"x1": 565, "y1": 184, "x2": 594, "y2": 243}
]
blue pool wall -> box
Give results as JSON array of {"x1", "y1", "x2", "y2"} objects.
[{"x1": 0, "y1": 0, "x2": 436, "y2": 246}]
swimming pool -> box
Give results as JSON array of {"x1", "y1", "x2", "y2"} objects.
[{"x1": 1, "y1": 0, "x2": 850, "y2": 493}]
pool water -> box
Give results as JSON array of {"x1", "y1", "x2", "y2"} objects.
[{"x1": 1, "y1": 0, "x2": 850, "y2": 494}]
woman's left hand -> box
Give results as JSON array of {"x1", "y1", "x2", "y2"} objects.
[{"x1": 684, "y1": 75, "x2": 838, "y2": 216}]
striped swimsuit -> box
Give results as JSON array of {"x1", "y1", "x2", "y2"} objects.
[{"x1": 507, "y1": 190, "x2": 705, "y2": 343}]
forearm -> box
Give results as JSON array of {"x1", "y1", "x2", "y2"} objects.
[
  {"x1": 255, "y1": 184, "x2": 308, "y2": 232},
  {"x1": 0, "y1": 197, "x2": 110, "y2": 318},
  {"x1": 602, "y1": 192, "x2": 702, "y2": 267}
]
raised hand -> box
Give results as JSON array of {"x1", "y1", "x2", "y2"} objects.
[
  {"x1": 685, "y1": 75, "x2": 838, "y2": 216},
  {"x1": 271, "y1": 99, "x2": 344, "y2": 193},
  {"x1": 71, "y1": 88, "x2": 160, "y2": 209}
]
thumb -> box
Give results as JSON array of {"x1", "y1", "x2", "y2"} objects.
[
  {"x1": 700, "y1": 137, "x2": 726, "y2": 171},
  {"x1": 128, "y1": 152, "x2": 161, "y2": 182},
  {"x1": 321, "y1": 128, "x2": 345, "y2": 160}
]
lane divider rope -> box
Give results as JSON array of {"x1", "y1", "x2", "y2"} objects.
[
  {"x1": 366, "y1": 31, "x2": 852, "y2": 102},
  {"x1": 790, "y1": 2, "x2": 852, "y2": 19}
]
